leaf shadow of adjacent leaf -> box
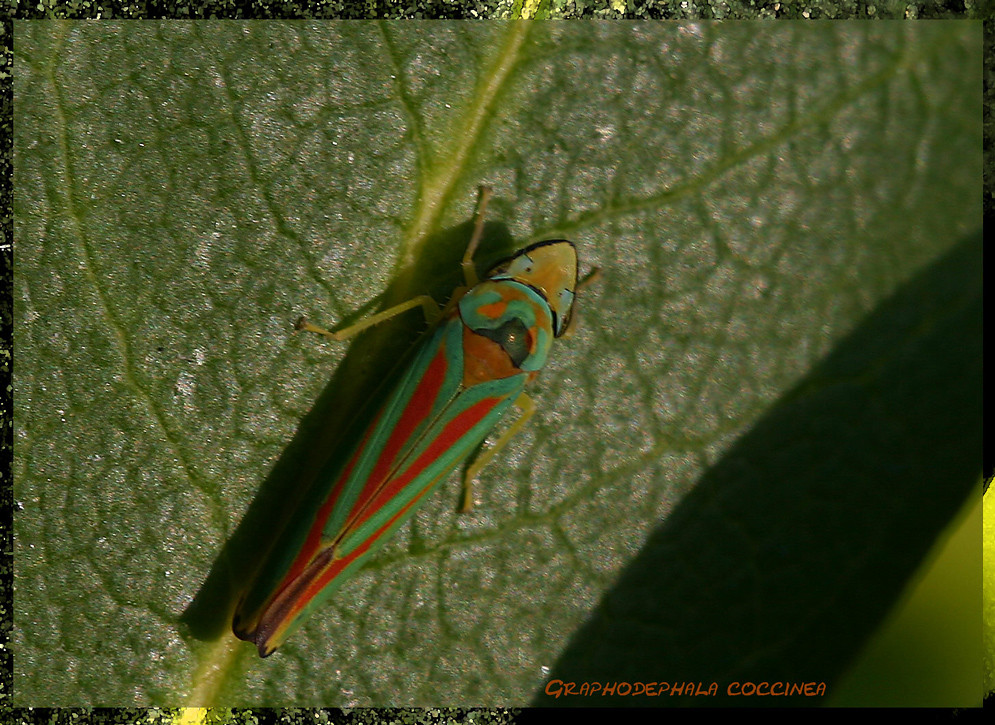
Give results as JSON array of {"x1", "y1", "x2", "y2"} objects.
[
  {"x1": 534, "y1": 230, "x2": 982, "y2": 706},
  {"x1": 180, "y1": 213, "x2": 517, "y2": 647}
]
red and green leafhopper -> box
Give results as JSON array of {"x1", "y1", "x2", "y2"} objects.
[{"x1": 233, "y1": 187, "x2": 593, "y2": 656}]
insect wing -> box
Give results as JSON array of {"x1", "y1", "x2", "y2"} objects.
[
  {"x1": 233, "y1": 237, "x2": 579, "y2": 656},
  {"x1": 234, "y1": 316, "x2": 528, "y2": 655}
]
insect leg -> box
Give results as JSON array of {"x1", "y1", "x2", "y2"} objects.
[
  {"x1": 461, "y1": 185, "x2": 493, "y2": 288},
  {"x1": 459, "y1": 392, "x2": 536, "y2": 513},
  {"x1": 295, "y1": 294, "x2": 441, "y2": 342},
  {"x1": 561, "y1": 267, "x2": 602, "y2": 338}
]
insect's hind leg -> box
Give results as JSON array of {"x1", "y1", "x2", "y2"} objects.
[{"x1": 459, "y1": 392, "x2": 536, "y2": 513}]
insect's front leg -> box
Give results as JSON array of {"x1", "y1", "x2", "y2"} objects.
[
  {"x1": 460, "y1": 185, "x2": 493, "y2": 288},
  {"x1": 298, "y1": 185, "x2": 496, "y2": 342}
]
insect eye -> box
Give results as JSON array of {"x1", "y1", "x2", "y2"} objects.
[{"x1": 475, "y1": 318, "x2": 532, "y2": 368}]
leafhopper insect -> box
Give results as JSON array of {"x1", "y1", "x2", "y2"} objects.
[{"x1": 233, "y1": 187, "x2": 590, "y2": 656}]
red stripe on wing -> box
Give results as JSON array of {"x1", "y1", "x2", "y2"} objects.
[
  {"x1": 279, "y1": 423, "x2": 374, "y2": 589},
  {"x1": 292, "y1": 395, "x2": 500, "y2": 617},
  {"x1": 344, "y1": 339, "x2": 451, "y2": 523},
  {"x1": 262, "y1": 336, "x2": 451, "y2": 613},
  {"x1": 357, "y1": 394, "x2": 500, "y2": 528}
]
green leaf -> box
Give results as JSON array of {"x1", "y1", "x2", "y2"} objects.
[{"x1": 13, "y1": 21, "x2": 980, "y2": 706}]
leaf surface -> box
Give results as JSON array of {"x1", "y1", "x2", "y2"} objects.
[{"x1": 13, "y1": 21, "x2": 980, "y2": 705}]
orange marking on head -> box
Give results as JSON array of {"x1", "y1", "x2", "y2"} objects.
[{"x1": 477, "y1": 300, "x2": 508, "y2": 319}]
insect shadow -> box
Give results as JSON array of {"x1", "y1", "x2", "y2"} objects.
[{"x1": 180, "y1": 209, "x2": 516, "y2": 645}]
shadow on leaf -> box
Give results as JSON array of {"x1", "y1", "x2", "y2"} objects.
[
  {"x1": 180, "y1": 206, "x2": 515, "y2": 649},
  {"x1": 534, "y1": 230, "x2": 981, "y2": 707}
]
